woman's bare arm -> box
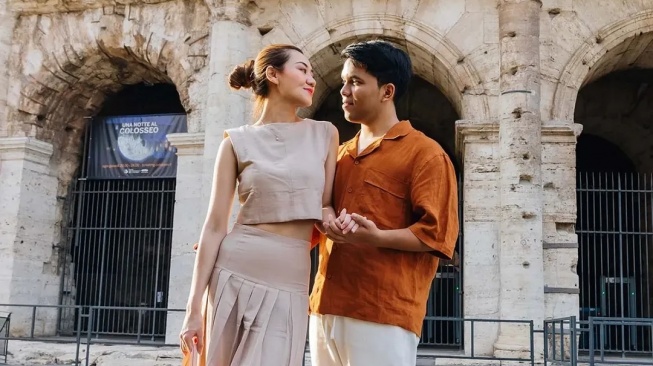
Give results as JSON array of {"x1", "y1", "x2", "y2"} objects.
[
  {"x1": 318, "y1": 124, "x2": 339, "y2": 233},
  {"x1": 185, "y1": 137, "x2": 237, "y2": 314}
]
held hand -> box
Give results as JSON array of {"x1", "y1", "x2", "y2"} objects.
[
  {"x1": 347, "y1": 213, "x2": 380, "y2": 244},
  {"x1": 337, "y1": 208, "x2": 359, "y2": 234},
  {"x1": 324, "y1": 212, "x2": 379, "y2": 245},
  {"x1": 180, "y1": 311, "x2": 204, "y2": 355},
  {"x1": 323, "y1": 209, "x2": 360, "y2": 242},
  {"x1": 323, "y1": 213, "x2": 346, "y2": 242}
]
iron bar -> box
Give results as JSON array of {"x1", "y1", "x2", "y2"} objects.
[
  {"x1": 58, "y1": 178, "x2": 177, "y2": 338},
  {"x1": 529, "y1": 320, "x2": 534, "y2": 366},
  {"x1": 577, "y1": 172, "x2": 652, "y2": 353}
]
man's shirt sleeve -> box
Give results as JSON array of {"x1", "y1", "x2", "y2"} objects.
[{"x1": 408, "y1": 153, "x2": 459, "y2": 259}]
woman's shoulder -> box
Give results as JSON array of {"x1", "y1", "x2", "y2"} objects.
[
  {"x1": 223, "y1": 124, "x2": 248, "y2": 139},
  {"x1": 304, "y1": 118, "x2": 332, "y2": 126},
  {"x1": 304, "y1": 118, "x2": 337, "y2": 134}
]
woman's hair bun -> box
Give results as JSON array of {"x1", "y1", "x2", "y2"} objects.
[{"x1": 228, "y1": 60, "x2": 255, "y2": 90}]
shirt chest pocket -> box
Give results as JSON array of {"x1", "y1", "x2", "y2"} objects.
[{"x1": 361, "y1": 168, "x2": 408, "y2": 228}]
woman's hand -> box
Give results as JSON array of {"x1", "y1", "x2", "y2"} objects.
[{"x1": 180, "y1": 311, "x2": 204, "y2": 355}]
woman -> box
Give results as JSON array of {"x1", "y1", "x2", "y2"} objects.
[{"x1": 179, "y1": 44, "x2": 343, "y2": 366}]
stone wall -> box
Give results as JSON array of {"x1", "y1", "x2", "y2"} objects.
[
  {"x1": 1, "y1": 0, "x2": 653, "y2": 358},
  {"x1": 0, "y1": 0, "x2": 211, "y2": 336},
  {"x1": 0, "y1": 0, "x2": 16, "y2": 136}
]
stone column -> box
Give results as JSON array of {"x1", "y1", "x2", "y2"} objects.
[
  {"x1": 0, "y1": 0, "x2": 16, "y2": 135},
  {"x1": 0, "y1": 137, "x2": 60, "y2": 336},
  {"x1": 495, "y1": 0, "x2": 545, "y2": 358},
  {"x1": 456, "y1": 121, "x2": 501, "y2": 356},
  {"x1": 164, "y1": 4, "x2": 260, "y2": 342},
  {"x1": 200, "y1": 18, "x2": 261, "y2": 208},
  {"x1": 542, "y1": 122, "x2": 582, "y2": 359},
  {"x1": 165, "y1": 132, "x2": 205, "y2": 343}
]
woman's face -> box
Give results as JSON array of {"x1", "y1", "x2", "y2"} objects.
[{"x1": 273, "y1": 50, "x2": 316, "y2": 108}]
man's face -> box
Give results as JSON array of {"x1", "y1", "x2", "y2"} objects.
[{"x1": 340, "y1": 59, "x2": 384, "y2": 124}]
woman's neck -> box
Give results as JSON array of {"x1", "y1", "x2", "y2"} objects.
[{"x1": 257, "y1": 99, "x2": 300, "y2": 124}]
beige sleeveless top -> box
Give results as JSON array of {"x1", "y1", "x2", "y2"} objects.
[{"x1": 224, "y1": 119, "x2": 332, "y2": 224}]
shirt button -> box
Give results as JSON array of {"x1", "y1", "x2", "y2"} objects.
[
  {"x1": 347, "y1": 188, "x2": 353, "y2": 193},
  {"x1": 327, "y1": 275, "x2": 332, "y2": 280},
  {"x1": 354, "y1": 160, "x2": 360, "y2": 165}
]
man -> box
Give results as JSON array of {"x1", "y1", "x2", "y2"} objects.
[{"x1": 309, "y1": 40, "x2": 459, "y2": 366}]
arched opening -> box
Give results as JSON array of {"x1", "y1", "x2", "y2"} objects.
[
  {"x1": 311, "y1": 75, "x2": 463, "y2": 348},
  {"x1": 576, "y1": 69, "x2": 653, "y2": 353},
  {"x1": 97, "y1": 83, "x2": 186, "y2": 116},
  {"x1": 58, "y1": 82, "x2": 186, "y2": 340}
]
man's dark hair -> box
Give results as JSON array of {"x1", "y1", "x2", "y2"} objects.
[{"x1": 341, "y1": 40, "x2": 413, "y2": 101}]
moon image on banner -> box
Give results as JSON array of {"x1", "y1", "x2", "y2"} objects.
[{"x1": 117, "y1": 134, "x2": 155, "y2": 162}]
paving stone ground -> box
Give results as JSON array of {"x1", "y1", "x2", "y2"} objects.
[{"x1": 2, "y1": 340, "x2": 314, "y2": 366}]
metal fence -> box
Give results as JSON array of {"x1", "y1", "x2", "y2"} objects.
[
  {"x1": 0, "y1": 312, "x2": 9, "y2": 364},
  {"x1": 6, "y1": 304, "x2": 652, "y2": 366},
  {"x1": 419, "y1": 317, "x2": 535, "y2": 364},
  {"x1": 577, "y1": 172, "x2": 653, "y2": 353},
  {"x1": 585, "y1": 317, "x2": 653, "y2": 365},
  {"x1": 0, "y1": 304, "x2": 184, "y2": 366},
  {"x1": 544, "y1": 316, "x2": 578, "y2": 366},
  {"x1": 58, "y1": 178, "x2": 177, "y2": 339},
  {"x1": 0, "y1": 304, "x2": 539, "y2": 366}
]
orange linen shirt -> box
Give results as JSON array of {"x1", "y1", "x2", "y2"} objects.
[{"x1": 309, "y1": 121, "x2": 459, "y2": 336}]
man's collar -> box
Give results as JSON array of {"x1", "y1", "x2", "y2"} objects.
[
  {"x1": 383, "y1": 120, "x2": 413, "y2": 140},
  {"x1": 343, "y1": 120, "x2": 413, "y2": 157}
]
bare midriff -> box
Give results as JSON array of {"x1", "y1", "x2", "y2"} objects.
[{"x1": 246, "y1": 219, "x2": 316, "y2": 241}]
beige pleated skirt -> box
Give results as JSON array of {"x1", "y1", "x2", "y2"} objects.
[{"x1": 203, "y1": 223, "x2": 311, "y2": 366}]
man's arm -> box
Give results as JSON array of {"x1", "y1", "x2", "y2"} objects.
[
  {"x1": 349, "y1": 213, "x2": 432, "y2": 251},
  {"x1": 329, "y1": 153, "x2": 459, "y2": 258},
  {"x1": 405, "y1": 153, "x2": 459, "y2": 259}
]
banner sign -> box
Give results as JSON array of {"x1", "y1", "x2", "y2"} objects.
[{"x1": 87, "y1": 114, "x2": 187, "y2": 179}]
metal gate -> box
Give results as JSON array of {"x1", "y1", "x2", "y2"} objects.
[
  {"x1": 577, "y1": 172, "x2": 652, "y2": 354},
  {"x1": 58, "y1": 178, "x2": 176, "y2": 339}
]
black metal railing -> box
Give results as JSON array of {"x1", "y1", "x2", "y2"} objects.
[
  {"x1": 9, "y1": 304, "x2": 653, "y2": 366},
  {"x1": 585, "y1": 317, "x2": 653, "y2": 365},
  {"x1": 544, "y1": 316, "x2": 578, "y2": 366},
  {"x1": 1, "y1": 304, "x2": 543, "y2": 366},
  {"x1": 577, "y1": 172, "x2": 653, "y2": 355},
  {"x1": 0, "y1": 304, "x2": 184, "y2": 366},
  {"x1": 419, "y1": 317, "x2": 535, "y2": 364},
  {"x1": 59, "y1": 178, "x2": 177, "y2": 338},
  {"x1": 0, "y1": 312, "x2": 9, "y2": 364}
]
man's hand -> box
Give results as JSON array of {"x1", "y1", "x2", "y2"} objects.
[
  {"x1": 323, "y1": 211, "x2": 381, "y2": 245},
  {"x1": 323, "y1": 208, "x2": 357, "y2": 241}
]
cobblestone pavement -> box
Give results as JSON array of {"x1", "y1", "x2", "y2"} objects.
[{"x1": 2, "y1": 340, "x2": 314, "y2": 365}]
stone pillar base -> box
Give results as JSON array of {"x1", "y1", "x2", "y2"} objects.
[
  {"x1": 165, "y1": 132, "x2": 205, "y2": 344},
  {"x1": 456, "y1": 121, "x2": 501, "y2": 356},
  {"x1": 0, "y1": 137, "x2": 60, "y2": 336}
]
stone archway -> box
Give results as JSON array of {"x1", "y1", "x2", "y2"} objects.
[
  {"x1": 6, "y1": 7, "x2": 209, "y2": 189},
  {"x1": 559, "y1": 14, "x2": 653, "y2": 352},
  {"x1": 0, "y1": 7, "x2": 209, "y2": 336},
  {"x1": 294, "y1": 15, "x2": 489, "y2": 123},
  {"x1": 574, "y1": 71, "x2": 653, "y2": 352},
  {"x1": 551, "y1": 10, "x2": 653, "y2": 121},
  {"x1": 575, "y1": 69, "x2": 653, "y2": 173}
]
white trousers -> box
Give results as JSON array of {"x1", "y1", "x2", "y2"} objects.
[{"x1": 309, "y1": 314, "x2": 419, "y2": 366}]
